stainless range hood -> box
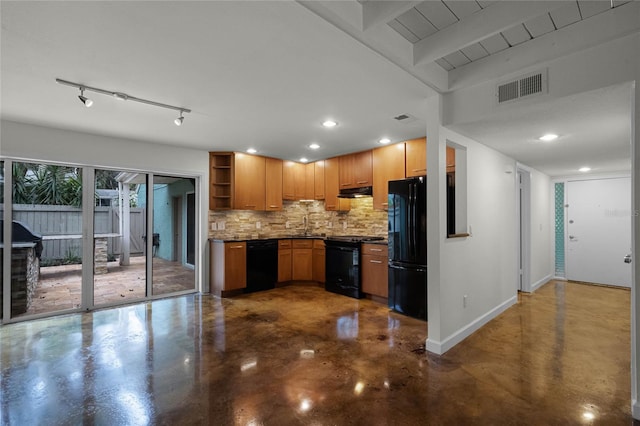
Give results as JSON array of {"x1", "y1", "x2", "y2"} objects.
[{"x1": 338, "y1": 186, "x2": 373, "y2": 198}]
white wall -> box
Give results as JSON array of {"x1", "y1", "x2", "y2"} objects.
[
  {"x1": 443, "y1": 33, "x2": 640, "y2": 128},
  {"x1": 427, "y1": 120, "x2": 521, "y2": 354},
  {"x1": 0, "y1": 120, "x2": 210, "y2": 292}
]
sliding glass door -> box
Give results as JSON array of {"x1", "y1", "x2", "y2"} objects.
[
  {"x1": 1, "y1": 160, "x2": 198, "y2": 323},
  {"x1": 151, "y1": 176, "x2": 196, "y2": 296},
  {"x1": 93, "y1": 169, "x2": 148, "y2": 307},
  {"x1": 10, "y1": 162, "x2": 84, "y2": 318}
]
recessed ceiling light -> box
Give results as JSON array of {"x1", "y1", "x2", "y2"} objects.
[
  {"x1": 309, "y1": 143, "x2": 320, "y2": 150},
  {"x1": 579, "y1": 167, "x2": 591, "y2": 172},
  {"x1": 322, "y1": 120, "x2": 338, "y2": 128},
  {"x1": 300, "y1": 157, "x2": 309, "y2": 163},
  {"x1": 539, "y1": 134, "x2": 558, "y2": 142},
  {"x1": 246, "y1": 148, "x2": 257, "y2": 154},
  {"x1": 379, "y1": 138, "x2": 391, "y2": 144}
]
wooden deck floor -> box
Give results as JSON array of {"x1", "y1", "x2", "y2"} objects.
[{"x1": 22, "y1": 256, "x2": 195, "y2": 317}]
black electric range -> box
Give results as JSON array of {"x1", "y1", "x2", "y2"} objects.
[{"x1": 324, "y1": 236, "x2": 384, "y2": 299}]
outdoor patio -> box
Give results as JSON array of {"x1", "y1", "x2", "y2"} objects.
[{"x1": 23, "y1": 256, "x2": 195, "y2": 317}]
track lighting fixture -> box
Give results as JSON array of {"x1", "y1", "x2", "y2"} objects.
[
  {"x1": 78, "y1": 88, "x2": 93, "y2": 108},
  {"x1": 57, "y1": 78, "x2": 190, "y2": 125},
  {"x1": 174, "y1": 111, "x2": 185, "y2": 126}
]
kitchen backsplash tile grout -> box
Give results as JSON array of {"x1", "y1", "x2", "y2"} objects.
[{"x1": 208, "y1": 198, "x2": 387, "y2": 240}]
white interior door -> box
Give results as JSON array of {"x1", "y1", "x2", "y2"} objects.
[{"x1": 566, "y1": 177, "x2": 632, "y2": 287}]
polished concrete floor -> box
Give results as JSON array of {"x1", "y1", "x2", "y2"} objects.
[{"x1": 0, "y1": 280, "x2": 633, "y2": 424}]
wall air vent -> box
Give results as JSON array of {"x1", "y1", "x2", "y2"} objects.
[{"x1": 496, "y1": 69, "x2": 547, "y2": 105}]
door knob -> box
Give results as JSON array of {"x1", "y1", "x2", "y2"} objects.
[{"x1": 624, "y1": 254, "x2": 632, "y2": 264}]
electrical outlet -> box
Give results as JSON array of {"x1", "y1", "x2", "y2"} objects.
[
  {"x1": 285, "y1": 221, "x2": 290, "y2": 229},
  {"x1": 219, "y1": 221, "x2": 225, "y2": 230},
  {"x1": 256, "y1": 221, "x2": 261, "y2": 229},
  {"x1": 463, "y1": 295, "x2": 468, "y2": 308},
  {"x1": 342, "y1": 221, "x2": 347, "y2": 230},
  {"x1": 327, "y1": 221, "x2": 332, "y2": 228},
  {"x1": 211, "y1": 222, "x2": 217, "y2": 231}
]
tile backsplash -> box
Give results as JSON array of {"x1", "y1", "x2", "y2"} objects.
[{"x1": 208, "y1": 198, "x2": 387, "y2": 239}]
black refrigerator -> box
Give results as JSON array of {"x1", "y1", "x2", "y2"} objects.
[{"x1": 388, "y1": 176, "x2": 427, "y2": 321}]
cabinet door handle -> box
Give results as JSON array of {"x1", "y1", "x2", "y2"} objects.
[
  {"x1": 341, "y1": 183, "x2": 351, "y2": 186},
  {"x1": 230, "y1": 245, "x2": 244, "y2": 249},
  {"x1": 269, "y1": 205, "x2": 279, "y2": 208},
  {"x1": 370, "y1": 248, "x2": 382, "y2": 252},
  {"x1": 357, "y1": 180, "x2": 368, "y2": 184},
  {"x1": 369, "y1": 260, "x2": 383, "y2": 264},
  {"x1": 412, "y1": 168, "x2": 426, "y2": 173}
]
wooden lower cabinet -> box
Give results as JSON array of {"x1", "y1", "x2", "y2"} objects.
[
  {"x1": 361, "y1": 243, "x2": 388, "y2": 298},
  {"x1": 278, "y1": 239, "x2": 323, "y2": 283},
  {"x1": 210, "y1": 240, "x2": 246, "y2": 296},
  {"x1": 278, "y1": 240, "x2": 292, "y2": 282},
  {"x1": 292, "y1": 239, "x2": 313, "y2": 281},
  {"x1": 312, "y1": 240, "x2": 325, "y2": 283}
]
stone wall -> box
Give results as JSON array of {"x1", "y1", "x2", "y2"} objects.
[
  {"x1": 209, "y1": 198, "x2": 388, "y2": 240},
  {"x1": 1, "y1": 246, "x2": 40, "y2": 315}
]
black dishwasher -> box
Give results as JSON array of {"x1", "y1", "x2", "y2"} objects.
[{"x1": 246, "y1": 240, "x2": 278, "y2": 293}]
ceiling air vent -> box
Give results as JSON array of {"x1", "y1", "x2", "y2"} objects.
[
  {"x1": 394, "y1": 113, "x2": 417, "y2": 124},
  {"x1": 496, "y1": 69, "x2": 547, "y2": 105}
]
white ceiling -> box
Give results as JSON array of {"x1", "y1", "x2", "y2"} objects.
[{"x1": 1, "y1": 1, "x2": 637, "y2": 177}]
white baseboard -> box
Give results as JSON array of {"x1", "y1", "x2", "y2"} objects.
[
  {"x1": 426, "y1": 295, "x2": 518, "y2": 355},
  {"x1": 633, "y1": 399, "x2": 640, "y2": 419},
  {"x1": 530, "y1": 274, "x2": 553, "y2": 292}
]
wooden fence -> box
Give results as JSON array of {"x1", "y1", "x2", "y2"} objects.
[{"x1": 12, "y1": 204, "x2": 146, "y2": 260}]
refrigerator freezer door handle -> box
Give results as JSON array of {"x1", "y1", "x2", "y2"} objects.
[{"x1": 410, "y1": 182, "x2": 417, "y2": 259}]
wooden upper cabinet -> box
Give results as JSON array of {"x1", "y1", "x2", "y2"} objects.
[
  {"x1": 373, "y1": 143, "x2": 406, "y2": 210},
  {"x1": 265, "y1": 157, "x2": 283, "y2": 211},
  {"x1": 324, "y1": 157, "x2": 350, "y2": 211},
  {"x1": 304, "y1": 163, "x2": 315, "y2": 200},
  {"x1": 233, "y1": 153, "x2": 265, "y2": 210},
  {"x1": 339, "y1": 150, "x2": 372, "y2": 189},
  {"x1": 283, "y1": 161, "x2": 307, "y2": 201},
  {"x1": 282, "y1": 161, "x2": 296, "y2": 200},
  {"x1": 314, "y1": 160, "x2": 325, "y2": 200},
  {"x1": 405, "y1": 137, "x2": 427, "y2": 177},
  {"x1": 209, "y1": 152, "x2": 234, "y2": 210},
  {"x1": 446, "y1": 146, "x2": 456, "y2": 173}
]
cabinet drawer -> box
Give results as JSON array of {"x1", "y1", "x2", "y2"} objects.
[
  {"x1": 292, "y1": 239, "x2": 313, "y2": 249},
  {"x1": 278, "y1": 239, "x2": 292, "y2": 249},
  {"x1": 313, "y1": 239, "x2": 325, "y2": 249},
  {"x1": 361, "y1": 254, "x2": 388, "y2": 298},
  {"x1": 362, "y1": 243, "x2": 387, "y2": 256}
]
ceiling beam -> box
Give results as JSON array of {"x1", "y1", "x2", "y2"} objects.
[
  {"x1": 448, "y1": 1, "x2": 640, "y2": 91},
  {"x1": 362, "y1": 1, "x2": 423, "y2": 31},
  {"x1": 413, "y1": 1, "x2": 566, "y2": 66}
]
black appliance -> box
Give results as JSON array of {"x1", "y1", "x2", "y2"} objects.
[
  {"x1": 325, "y1": 235, "x2": 384, "y2": 299},
  {"x1": 388, "y1": 176, "x2": 427, "y2": 321},
  {"x1": 0, "y1": 220, "x2": 43, "y2": 258},
  {"x1": 246, "y1": 239, "x2": 278, "y2": 293},
  {"x1": 338, "y1": 186, "x2": 373, "y2": 198}
]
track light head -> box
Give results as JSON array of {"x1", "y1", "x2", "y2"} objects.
[
  {"x1": 174, "y1": 111, "x2": 184, "y2": 126},
  {"x1": 78, "y1": 88, "x2": 93, "y2": 107}
]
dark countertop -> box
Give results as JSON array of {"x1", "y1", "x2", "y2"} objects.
[{"x1": 209, "y1": 235, "x2": 387, "y2": 243}]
